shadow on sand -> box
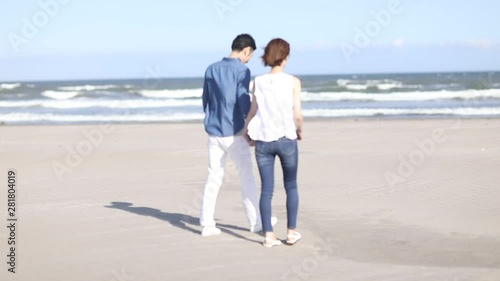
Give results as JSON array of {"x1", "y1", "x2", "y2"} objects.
[{"x1": 105, "y1": 201, "x2": 261, "y2": 244}]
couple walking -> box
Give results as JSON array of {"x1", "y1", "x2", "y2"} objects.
[{"x1": 200, "y1": 34, "x2": 303, "y2": 248}]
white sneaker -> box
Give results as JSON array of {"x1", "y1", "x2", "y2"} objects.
[
  {"x1": 201, "y1": 226, "x2": 221, "y2": 237},
  {"x1": 251, "y1": 217, "x2": 278, "y2": 233}
]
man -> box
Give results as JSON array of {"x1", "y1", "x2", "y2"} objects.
[{"x1": 200, "y1": 34, "x2": 275, "y2": 236}]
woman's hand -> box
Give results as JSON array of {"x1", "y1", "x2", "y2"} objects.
[
  {"x1": 243, "y1": 129, "x2": 256, "y2": 147},
  {"x1": 296, "y1": 129, "x2": 303, "y2": 141}
]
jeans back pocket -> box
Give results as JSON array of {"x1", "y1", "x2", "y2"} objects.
[{"x1": 279, "y1": 138, "x2": 297, "y2": 156}]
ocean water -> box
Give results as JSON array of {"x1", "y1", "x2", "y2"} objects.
[{"x1": 1, "y1": 72, "x2": 500, "y2": 125}]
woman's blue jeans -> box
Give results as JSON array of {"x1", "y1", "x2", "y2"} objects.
[{"x1": 256, "y1": 137, "x2": 299, "y2": 233}]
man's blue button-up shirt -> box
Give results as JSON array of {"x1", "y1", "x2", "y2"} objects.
[{"x1": 202, "y1": 58, "x2": 252, "y2": 137}]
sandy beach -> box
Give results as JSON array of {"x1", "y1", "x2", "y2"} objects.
[{"x1": 0, "y1": 119, "x2": 500, "y2": 281}]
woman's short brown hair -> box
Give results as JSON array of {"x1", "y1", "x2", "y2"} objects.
[{"x1": 262, "y1": 38, "x2": 290, "y2": 67}]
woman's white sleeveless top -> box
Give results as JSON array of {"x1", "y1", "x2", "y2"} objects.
[{"x1": 248, "y1": 73, "x2": 297, "y2": 142}]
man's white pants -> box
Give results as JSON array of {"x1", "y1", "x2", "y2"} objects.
[{"x1": 200, "y1": 135, "x2": 261, "y2": 228}]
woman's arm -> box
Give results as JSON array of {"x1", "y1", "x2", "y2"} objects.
[
  {"x1": 293, "y1": 77, "x2": 304, "y2": 140},
  {"x1": 243, "y1": 83, "x2": 258, "y2": 146}
]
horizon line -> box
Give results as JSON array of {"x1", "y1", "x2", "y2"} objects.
[{"x1": 2, "y1": 69, "x2": 499, "y2": 84}]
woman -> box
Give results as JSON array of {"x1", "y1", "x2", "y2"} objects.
[{"x1": 244, "y1": 38, "x2": 303, "y2": 247}]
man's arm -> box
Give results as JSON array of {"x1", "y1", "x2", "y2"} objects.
[
  {"x1": 202, "y1": 75, "x2": 209, "y2": 111},
  {"x1": 237, "y1": 68, "x2": 252, "y2": 118}
]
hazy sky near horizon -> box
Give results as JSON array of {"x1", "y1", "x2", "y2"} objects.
[{"x1": 1, "y1": 0, "x2": 500, "y2": 81}]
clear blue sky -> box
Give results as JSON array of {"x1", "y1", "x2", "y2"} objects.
[{"x1": 1, "y1": 0, "x2": 499, "y2": 81}]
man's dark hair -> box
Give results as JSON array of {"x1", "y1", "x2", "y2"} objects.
[{"x1": 231, "y1": 34, "x2": 257, "y2": 51}]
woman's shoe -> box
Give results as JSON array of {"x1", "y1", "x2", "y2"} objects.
[
  {"x1": 250, "y1": 217, "x2": 278, "y2": 233},
  {"x1": 263, "y1": 237, "x2": 282, "y2": 248},
  {"x1": 286, "y1": 232, "x2": 302, "y2": 245}
]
